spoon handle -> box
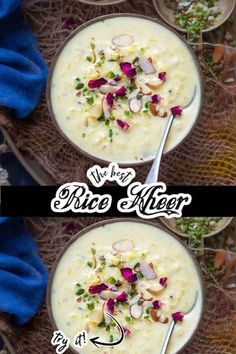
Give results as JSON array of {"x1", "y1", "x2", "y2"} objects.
[
  {"x1": 160, "y1": 320, "x2": 176, "y2": 354},
  {"x1": 145, "y1": 114, "x2": 174, "y2": 184}
]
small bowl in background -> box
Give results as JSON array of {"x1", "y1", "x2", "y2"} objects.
[
  {"x1": 77, "y1": 0, "x2": 126, "y2": 5},
  {"x1": 153, "y1": 0, "x2": 236, "y2": 33},
  {"x1": 160, "y1": 217, "x2": 233, "y2": 239}
]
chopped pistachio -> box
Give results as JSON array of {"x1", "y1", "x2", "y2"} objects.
[
  {"x1": 87, "y1": 261, "x2": 93, "y2": 268},
  {"x1": 124, "y1": 110, "x2": 131, "y2": 117},
  {"x1": 106, "y1": 71, "x2": 116, "y2": 79},
  {"x1": 125, "y1": 316, "x2": 132, "y2": 323},
  {"x1": 108, "y1": 129, "x2": 113, "y2": 142},
  {"x1": 86, "y1": 97, "x2": 94, "y2": 105},
  {"x1": 87, "y1": 302, "x2": 95, "y2": 311},
  {"x1": 76, "y1": 289, "x2": 85, "y2": 296},
  {"x1": 76, "y1": 83, "x2": 84, "y2": 90},
  {"x1": 107, "y1": 276, "x2": 116, "y2": 284}
]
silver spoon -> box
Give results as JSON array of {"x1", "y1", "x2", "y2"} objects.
[
  {"x1": 160, "y1": 291, "x2": 199, "y2": 354},
  {"x1": 145, "y1": 87, "x2": 197, "y2": 184}
]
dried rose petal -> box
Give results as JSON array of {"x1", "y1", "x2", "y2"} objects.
[
  {"x1": 106, "y1": 93, "x2": 114, "y2": 109},
  {"x1": 152, "y1": 300, "x2": 162, "y2": 309},
  {"x1": 64, "y1": 17, "x2": 76, "y2": 30},
  {"x1": 159, "y1": 277, "x2": 168, "y2": 287},
  {"x1": 120, "y1": 268, "x2": 133, "y2": 280},
  {"x1": 120, "y1": 62, "x2": 137, "y2": 78},
  {"x1": 107, "y1": 298, "x2": 115, "y2": 314},
  {"x1": 64, "y1": 223, "x2": 77, "y2": 235},
  {"x1": 127, "y1": 68, "x2": 137, "y2": 78},
  {"x1": 88, "y1": 78, "x2": 108, "y2": 89},
  {"x1": 151, "y1": 94, "x2": 161, "y2": 104},
  {"x1": 120, "y1": 268, "x2": 138, "y2": 284},
  {"x1": 114, "y1": 75, "x2": 122, "y2": 82},
  {"x1": 115, "y1": 86, "x2": 126, "y2": 97},
  {"x1": 89, "y1": 283, "x2": 108, "y2": 294},
  {"x1": 117, "y1": 119, "x2": 130, "y2": 130},
  {"x1": 124, "y1": 328, "x2": 131, "y2": 336},
  {"x1": 116, "y1": 291, "x2": 127, "y2": 303},
  {"x1": 172, "y1": 311, "x2": 184, "y2": 322},
  {"x1": 158, "y1": 72, "x2": 167, "y2": 81},
  {"x1": 127, "y1": 273, "x2": 138, "y2": 283},
  {"x1": 120, "y1": 268, "x2": 137, "y2": 283},
  {"x1": 115, "y1": 281, "x2": 122, "y2": 287},
  {"x1": 171, "y1": 106, "x2": 183, "y2": 117}
]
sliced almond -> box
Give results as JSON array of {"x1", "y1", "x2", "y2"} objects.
[
  {"x1": 92, "y1": 255, "x2": 97, "y2": 269},
  {"x1": 84, "y1": 321, "x2": 90, "y2": 333},
  {"x1": 99, "y1": 85, "x2": 118, "y2": 94},
  {"x1": 129, "y1": 97, "x2": 142, "y2": 113},
  {"x1": 139, "y1": 57, "x2": 156, "y2": 74},
  {"x1": 129, "y1": 294, "x2": 141, "y2": 306},
  {"x1": 158, "y1": 314, "x2": 169, "y2": 324},
  {"x1": 83, "y1": 117, "x2": 89, "y2": 127},
  {"x1": 112, "y1": 34, "x2": 134, "y2": 47},
  {"x1": 113, "y1": 239, "x2": 135, "y2": 252},
  {"x1": 141, "y1": 289, "x2": 153, "y2": 300},
  {"x1": 147, "y1": 284, "x2": 164, "y2": 295},
  {"x1": 130, "y1": 303, "x2": 143, "y2": 319},
  {"x1": 91, "y1": 51, "x2": 96, "y2": 64},
  {"x1": 103, "y1": 303, "x2": 111, "y2": 325},
  {"x1": 150, "y1": 309, "x2": 159, "y2": 322},
  {"x1": 157, "y1": 108, "x2": 168, "y2": 118},
  {"x1": 212, "y1": 44, "x2": 224, "y2": 64},
  {"x1": 142, "y1": 301, "x2": 153, "y2": 307},
  {"x1": 146, "y1": 78, "x2": 163, "y2": 89},
  {"x1": 102, "y1": 97, "x2": 110, "y2": 119},
  {"x1": 90, "y1": 103, "x2": 103, "y2": 119},
  {"x1": 128, "y1": 89, "x2": 140, "y2": 101},
  {"x1": 136, "y1": 79, "x2": 152, "y2": 95},
  {"x1": 149, "y1": 103, "x2": 158, "y2": 116},
  {"x1": 137, "y1": 286, "x2": 153, "y2": 300},
  {"x1": 100, "y1": 290, "x2": 118, "y2": 300},
  {"x1": 90, "y1": 309, "x2": 104, "y2": 324},
  {"x1": 139, "y1": 263, "x2": 157, "y2": 280}
]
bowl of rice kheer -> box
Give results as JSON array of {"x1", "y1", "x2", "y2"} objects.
[
  {"x1": 47, "y1": 14, "x2": 203, "y2": 165},
  {"x1": 47, "y1": 219, "x2": 204, "y2": 354}
]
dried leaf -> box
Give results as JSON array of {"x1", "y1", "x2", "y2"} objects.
[
  {"x1": 214, "y1": 250, "x2": 225, "y2": 269},
  {"x1": 212, "y1": 45, "x2": 224, "y2": 64}
]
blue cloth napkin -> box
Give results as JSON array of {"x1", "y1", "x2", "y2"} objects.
[
  {"x1": 0, "y1": 0, "x2": 48, "y2": 119},
  {"x1": 0, "y1": 217, "x2": 48, "y2": 325}
]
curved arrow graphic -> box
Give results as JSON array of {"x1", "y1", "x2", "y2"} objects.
[{"x1": 89, "y1": 313, "x2": 125, "y2": 348}]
